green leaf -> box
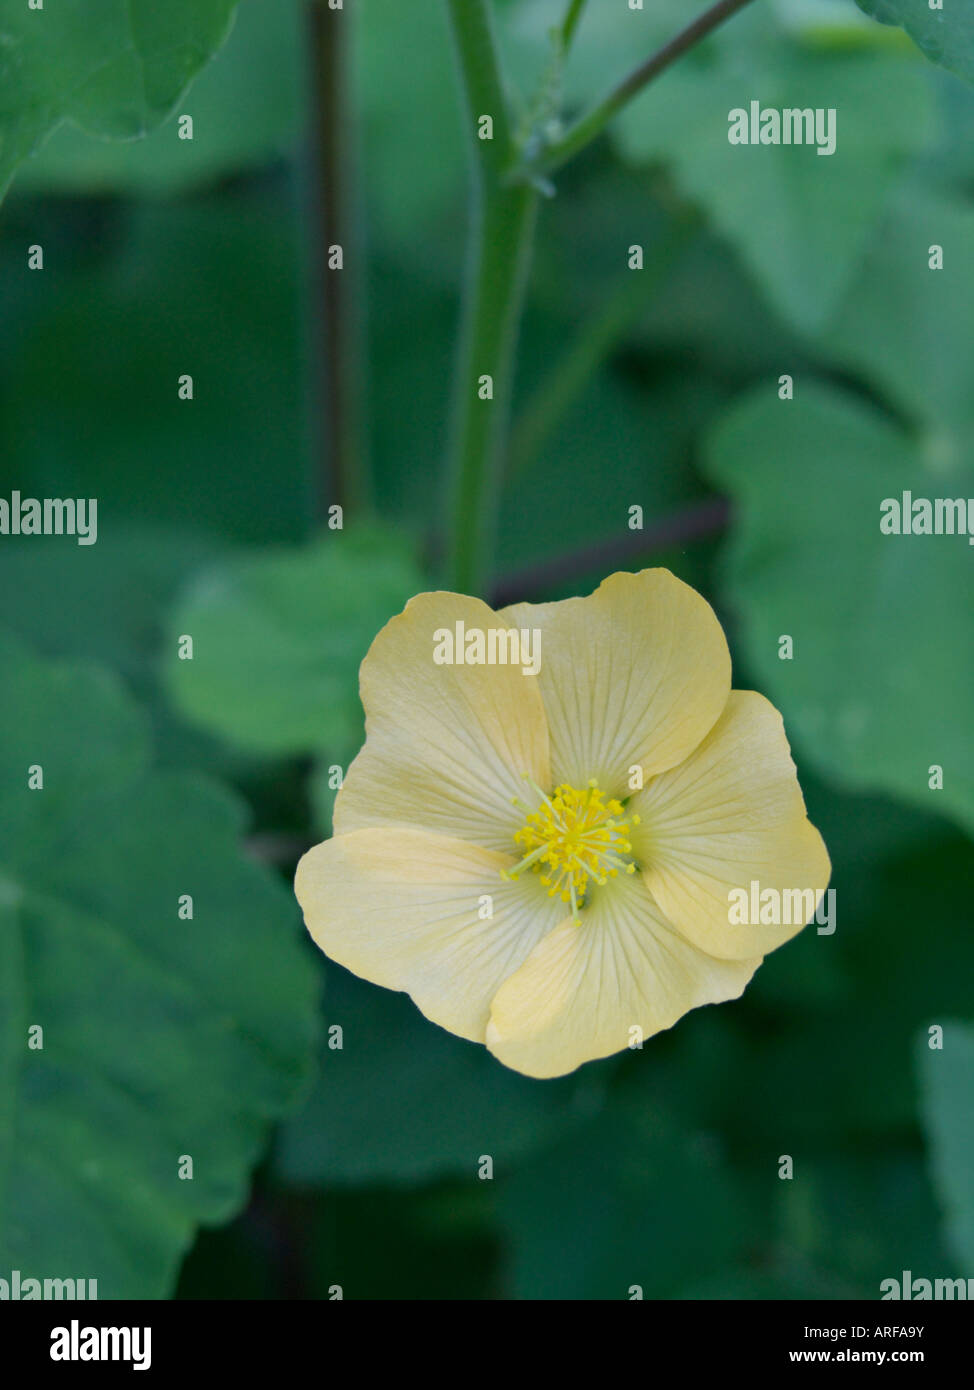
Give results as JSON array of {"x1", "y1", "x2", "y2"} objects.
[
  {"x1": 0, "y1": 525, "x2": 224, "y2": 691},
  {"x1": 820, "y1": 185, "x2": 974, "y2": 442},
  {"x1": 705, "y1": 381, "x2": 974, "y2": 834},
  {"x1": 0, "y1": 630, "x2": 318, "y2": 1296},
  {"x1": 774, "y1": 1149, "x2": 951, "y2": 1294},
  {"x1": 495, "y1": 1095, "x2": 747, "y2": 1299},
  {"x1": 166, "y1": 524, "x2": 425, "y2": 756},
  {"x1": 774, "y1": 0, "x2": 908, "y2": 51},
  {"x1": 916, "y1": 67, "x2": 974, "y2": 191},
  {"x1": 614, "y1": 42, "x2": 932, "y2": 333},
  {"x1": 677, "y1": 1146, "x2": 948, "y2": 1299},
  {"x1": 729, "y1": 836, "x2": 974, "y2": 1141},
  {"x1": 0, "y1": 0, "x2": 239, "y2": 200},
  {"x1": 1, "y1": 197, "x2": 310, "y2": 545},
  {"x1": 277, "y1": 964, "x2": 600, "y2": 1187},
  {"x1": 0, "y1": 525, "x2": 251, "y2": 782},
  {"x1": 12, "y1": 0, "x2": 303, "y2": 197},
  {"x1": 507, "y1": 1, "x2": 931, "y2": 331},
  {"x1": 918, "y1": 1022, "x2": 974, "y2": 1269},
  {"x1": 637, "y1": 221, "x2": 812, "y2": 378},
  {"x1": 856, "y1": 0, "x2": 974, "y2": 83}
]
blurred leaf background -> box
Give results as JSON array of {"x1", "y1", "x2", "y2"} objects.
[{"x1": 0, "y1": 0, "x2": 971, "y2": 1298}]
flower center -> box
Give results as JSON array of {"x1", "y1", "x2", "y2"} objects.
[{"x1": 502, "y1": 777, "x2": 639, "y2": 924}]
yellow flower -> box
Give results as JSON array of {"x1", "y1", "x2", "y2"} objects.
[{"x1": 295, "y1": 569, "x2": 830, "y2": 1079}]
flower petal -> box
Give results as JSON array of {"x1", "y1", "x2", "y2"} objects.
[
  {"x1": 334, "y1": 592, "x2": 550, "y2": 852},
  {"x1": 629, "y1": 690, "x2": 832, "y2": 961},
  {"x1": 485, "y1": 874, "x2": 759, "y2": 1078},
  {"x1": 500, "y1": 568, "x2": 731, "y2": 792},
  {"x1": 295, "y1": 827, "x2": 565, "y2": 1042}
]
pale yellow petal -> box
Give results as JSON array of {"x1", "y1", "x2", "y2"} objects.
[
  {"x1": 630, "y1": 690, "x2": 832, "y2": 961},
  {"x1": 500, "y1": 568, "x2": 730, "y2": 791},
  {"x1": 295, "y1": 828, "x2": 565, "y2": 1042},
  {"x1": 334, "y1": 592, "x2": 550, "y2": 852},
  {"x1": 485, "y1": 873, "x2": 759, "y2": 1078}
]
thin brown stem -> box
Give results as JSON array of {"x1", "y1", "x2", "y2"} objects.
[
  {"x1": 490, "y1": 497, "x2": 731, "y2": 607},
  {"x1": 517, "y1": 0, "x2": 757, "y2": 180},
  {"x1": 308, "y1": 0, "x2": 370, "y2": 517}
]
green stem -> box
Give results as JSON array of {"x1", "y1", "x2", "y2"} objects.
[
  {"x1": 444, "y1": 0, "x2": 539, "y2": 595},
  {"x1": 518, "y1": 0, "x2": 757, "y2": 181},
  {"x1": 445, "y1": 0, "x2": 513, "y2": 178},
  {"x1": 560, "y1": 0, "x2": 588, "y2": 50}
]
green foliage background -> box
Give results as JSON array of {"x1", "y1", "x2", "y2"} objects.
[{"x1": 0, "y1": 0, "x2": 971, "y2": 1299}]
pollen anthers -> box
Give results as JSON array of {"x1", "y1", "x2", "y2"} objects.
[{"x1": 502, "y1": 776, "x2": 638, "y2": 924}]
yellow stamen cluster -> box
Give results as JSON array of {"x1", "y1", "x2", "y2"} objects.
[{"x1": 502, "y1": 777, "x2": 639, "y2": 924}]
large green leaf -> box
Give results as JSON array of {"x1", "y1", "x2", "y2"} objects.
[
  {"x1": 166, "y1": 524, "x2": 424, "y2": 756},
  {"x1": 705, "y1": 382, "x2": 974, "y2": 834},
  {"x1": 731, "y1": 835, "x2": 974, "y2": 1141},
  {"x1": 820, "y1": 186, "x2": 974, "y2": 442},
  {"x1": 0, "y1": 526, "x2": 245, "y2": 780},
  {"x1": 12, "y1": 0, "x2": 303, "y2": 197},
  {"x1": 507, "y1": 1, "x2": 931, "y2": 332},
  {"x1": 857, "y1": 0, "x2": 974, "y2": 83},
  {"x1": 680, "y1": 1149, "x2": 949, "y2": 1299},
  {"x1": 918, "y1": 1022, "x2": 974, "y2": 1269},
  {"x1": 0, "y1": 0, "x2": 239, "y2": 199},
  {"x1": 614, "y1": 43, "x2": 931, "y2": 333},
  {"x1": 0, "y1": 525, "x2": 224, "y2": 690},
  {"x1": 277, "y1": 964, "x2": 601, "y2": 1187},
  {"x1": 1, "y1": 197, "x2": 310, "y2": 545},
  {"x1": 495, "y1": 1095, "x2": 747, "y2": 1299},
  {"x1": 0, "y1": 631, "x2": 318, "y2": 1297}
]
